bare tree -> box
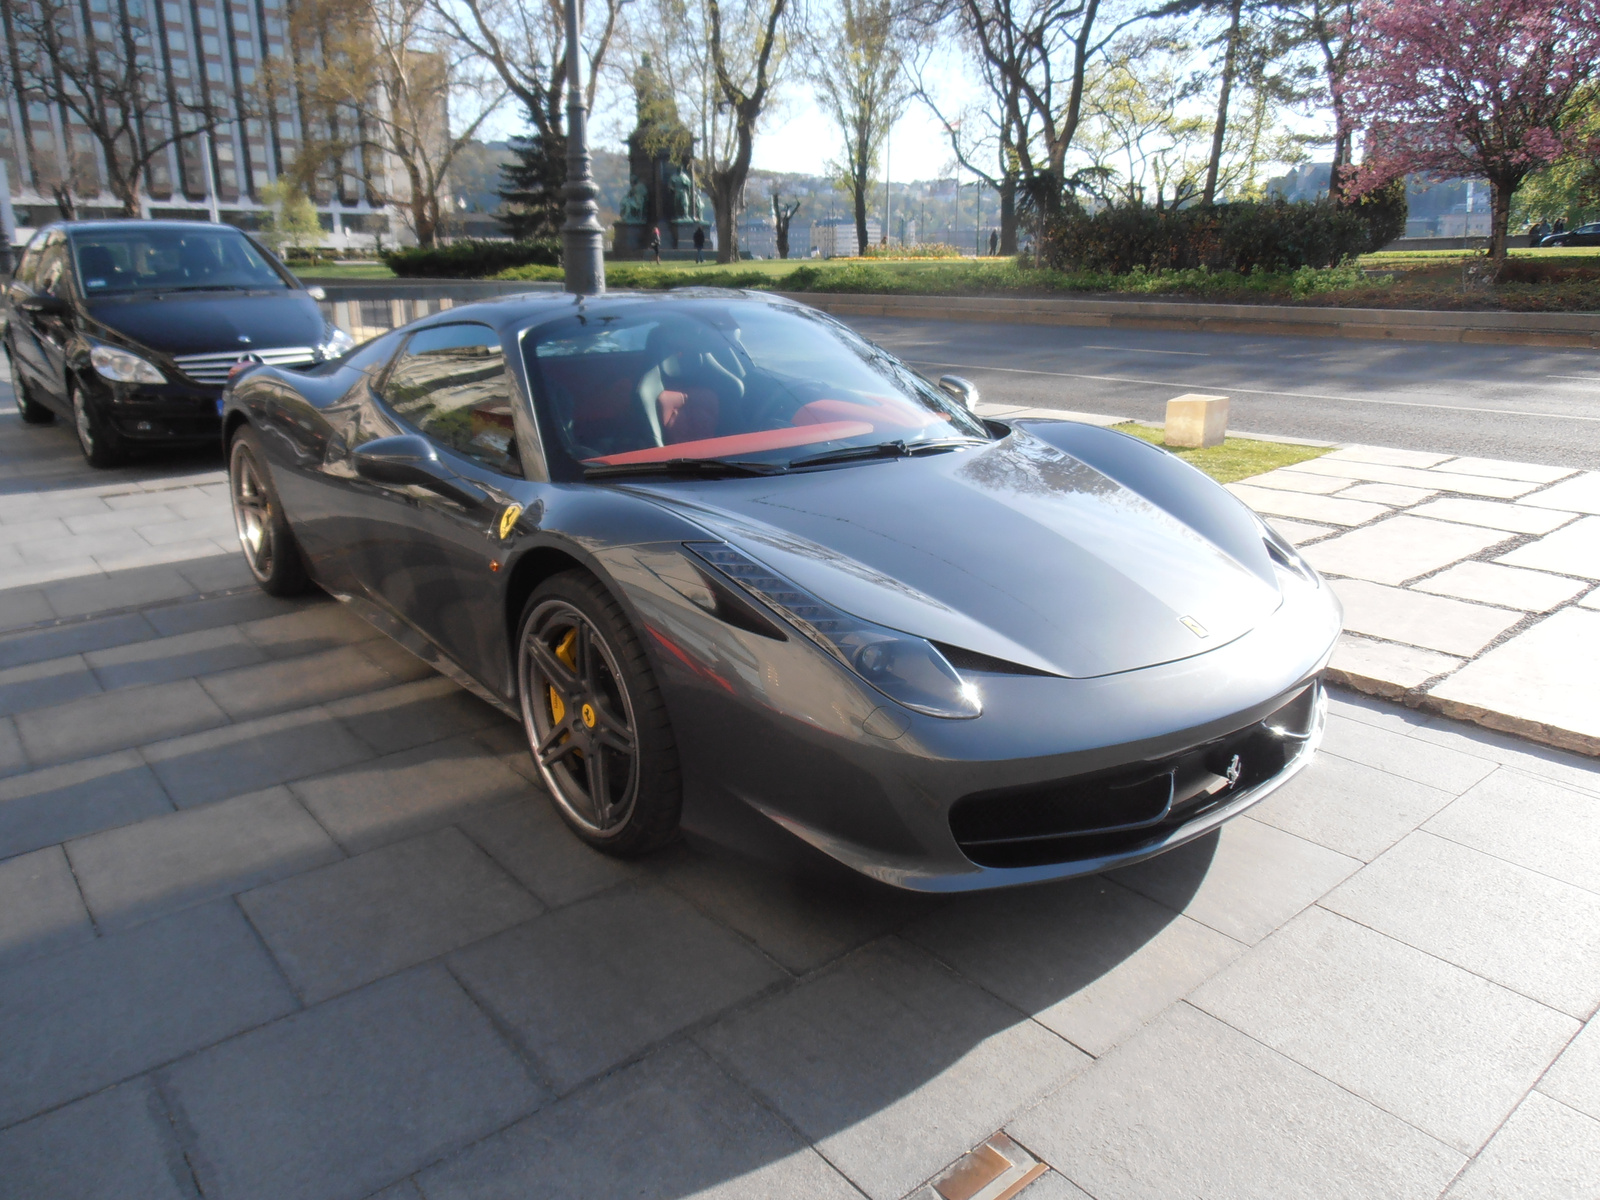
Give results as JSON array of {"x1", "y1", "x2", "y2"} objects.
[
  {"x1": 9, "y1": 0, "x2": 225, "y2": 215},
  {"x1": 1270, "y1": 0, "x2": 1358, "y2": 201},
  {"x1": 810, "y1": 0, "x2": 921, "y2": 254},
  {"x1": 704, "y1": 0, "x2": 791, "y2": 261},
  {"x1": 913, "y1": 47, "x2": 1028, "y2": 252},
  {"x1": 772, "y1": 189, "x2": 801, "y2": 256}
]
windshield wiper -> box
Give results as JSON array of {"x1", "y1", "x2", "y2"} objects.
[
  {"x1": 788, "y1": 437, "x2": 988, "y2": 470},
  {"x1": 583, "y1": 458, "x2": 784, "y2": 479}
]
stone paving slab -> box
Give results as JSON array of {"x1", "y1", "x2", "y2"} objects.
[{"x1": 1413, "y1": 560, "x2": 1586, "y2": 612}]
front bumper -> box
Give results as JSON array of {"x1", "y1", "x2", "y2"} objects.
[{"x1": 96, "y1": 379, "x2": 223, "y2": 442}]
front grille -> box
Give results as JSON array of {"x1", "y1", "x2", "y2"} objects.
[
  {"x1": 950, "y1": 682, "x2": 1319, "y2": 869},
  {"x1": 171, "y1": 345, "x2": 316, "y2": 384}
]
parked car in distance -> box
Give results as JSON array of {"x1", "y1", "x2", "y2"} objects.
[
  {"x1": 1539, "y1": 222, "x2": 1600, "y2": 247},
  {"x1": 2, "y1": 220, "x2": 351, "y2": 466}
]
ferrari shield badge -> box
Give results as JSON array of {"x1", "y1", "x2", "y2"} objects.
[{"x1": 498, "y1": 504, "x2": 523, "y2": 540}]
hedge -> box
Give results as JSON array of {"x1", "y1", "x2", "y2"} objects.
[
  {"x1": 1042, "y1": 191, "x2": 1407, "y2": 275},
  {"x1": 381, "y1": 238, "x2": 561, "y2": 279}
]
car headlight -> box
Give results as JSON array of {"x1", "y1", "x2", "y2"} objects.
[
  {"x1": 89, "y1": 344, "x2": 165, "y2": 385},
  {"x1": 688, "y1": 542, "x2": 982, "y2": 719},
  {"x1": 314, "y1": 326, "x2": 355, "y2": 361}
]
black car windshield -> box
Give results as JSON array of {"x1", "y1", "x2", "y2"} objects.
[
  {"x1": 523, "y1": 297, "x2": 989, "y2": 477},
  {"x1": 69, "y1": 227, "x2": 289, "y2": 294}
]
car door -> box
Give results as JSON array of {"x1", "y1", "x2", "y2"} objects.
[
  {"x1": 347, "y1": 322, "x2": 533, "y2": 676},
  {"x1": 7, "y1": 233, "x2": 69, "y2": 410}
]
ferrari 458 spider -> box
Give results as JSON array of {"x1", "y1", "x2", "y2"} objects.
[{"x1": 222, "y1": 290, "x2": 1341, "y2": 891}]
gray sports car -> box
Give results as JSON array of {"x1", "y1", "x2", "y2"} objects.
[{"x1": 222, "y1": 290, "x2": 1341, "y2": 891}]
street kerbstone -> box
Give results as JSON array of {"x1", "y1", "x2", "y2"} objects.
[
  {"x1": 1331, "y1": 578, "x2": 1520, "y2": 656},
  {"x1": 1225, "y1": 483, "x2": 1389, "y2": 527},
  {"x1": 698, "y1": 938, "x2": 1088, "y2": 1200},
  {"x1": 1540, "y1": 1019, "x2": 1600, "y2": 1121},
  {"x1": 1191, "y1": 906, "x2": 1577, "y2": 1152},
  {"x1": 326, "y1": 676, "x2": 502, "y2": 755},
  {"x1": 451, "y1": 885, "x2": 785, "y2": 1092},
  {"x1": 1409, "y1": 496, "x2": 1578, "y2": 535},
  {"x1": 15, "y1": 677, "x2": 228, "y2": 766},
  {"x1": 240, "y1": 826, "x2": 541, "y2": 1004},
  {"x1": 0, "y1": 610, "x2": 156, "y2": 670},
  {"x1": 419, "y1": 1042, "x2": 861, "y2": 1200},
  {"x1": 292, "y1": 734, "x2": 530, "y2": 854},
  {"x1": 0, "y1": 749, "x2": 173, "y2": 859},
  {"x1": 1287, "y1": 457, "x2": 1538, "y2": 499},
  {"x1": 1108, "y1": 817, "x2": 1361, "y2": 945},
  {"x1": 1442, "y1": 456, "x2": 1576, "y2": 484},
  {"x1": 1302, "y1": 516, "x2": 1511, "y2": 586},
  {"x1": 143, "y1": 704, "x2": 376, "y2": 808},
  {"x1": 0, "y1": 900, "x2": 297, "y2": 1127},
  {"x1": 457, "y1": 797, "x2": 635, "y2": 910},
  {"x1": 1335, "y1": 481, "x2": 1438, "y2": 506},
  {"x1": 0, "y1": 653, "x2": 100, "y2": 717},
  {"x1": 68, "y1": 786, "x2": 343, "y2": 932},
  {"x1": 198, "y1": 644, "x2": 402, "y2": 720},
  {"x1": 85, "y1": 625, "x2": 266, "y2": 691},
  {"x1": 0, "y1": 844, "x2": 94, "y2": 967},
  {"x1": 1414, "y1": 560, "x2": 1587, "y2": 611},
  {"x1": 1007, "y1": 1002, "x2": 1463, "y2": 1200},
  {"x1": 1250, "y1": 749, "x2": 1455, "y2": 861},
  {"x1": 0, "y1": 1080, "x2": 195, "y2": 1200},
  {"x1": 1327, "y1": 634, "x2": 1462, "y2": 697},
  {"x1": 1325, "y1": 686, "x2": 1432, "y2": 734},
  {"x1": 1324, "y1": 832, "x2": 1600, "y2": 1018},
  {"x1": 1320, "y1": 713, "x2": 1498, "y2": 792},
  {"x1": 1518, "y1": 470, "x2": 1600, "y2": 515},
  {"x1": 1498, "y1": 515, "x2": 1600, "y2": 578},
  {"x1": 161, "y1": 965, "x2": 545, "y2": 1200},
  {"x1": 1424, "y1": 769, "x2": 1600, "y2": 894},
  {"x1": 905, "y1": 875, "x2": 1243, "y2": 1057},
  {"x1": 1428, "y1": 608, "x2": 1600, "y2": 747},
  {"x1": 1443, "y1": 1092, "x2": 1600, "y2": 1200}
]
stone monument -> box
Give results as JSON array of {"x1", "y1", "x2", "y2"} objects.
[{"x1": 612, "y1": 55, "x2": 713, "y2": 257}]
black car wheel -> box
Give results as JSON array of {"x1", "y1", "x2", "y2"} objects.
[
  {"x1": 70, "y1": 379, "x2": 128, "y2": 468},
  {"x1": 229, "y1": 425, "x2": 312, "y2": 596},
  {"x1": 6, "y1": 348, "x2": 54, "y2": 425},
  {"x1": 518, "y1": 571, "x2": 682, "y2": 856}
]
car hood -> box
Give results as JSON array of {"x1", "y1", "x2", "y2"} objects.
[
  {"x1": 84, "y1": 291, "x2": 325, "y2": 356},
  {"x1": 625, "y1": 428, "x2": 1284, "y2": 679}
]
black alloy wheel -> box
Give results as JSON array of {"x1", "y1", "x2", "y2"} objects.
[
  {"x1": 70, "y1": 379, "x2": 128, "y2": 468},
  {"x1": 228, "y1": 425, "x2": 312, "y2": 596},
  {"x1": 6, "y1": 348, "x2": 54, "y2": 425},
  {"x1": 518, "y1": 571, "x2": 681, "y2": 856}
]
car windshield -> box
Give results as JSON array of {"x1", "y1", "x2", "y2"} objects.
[
  {"x1": 69, "y1": 227, "x2": 288, "y2": 294},
  {"x1": 523, "y1": 297, "x2": 989, "y2": 477}
]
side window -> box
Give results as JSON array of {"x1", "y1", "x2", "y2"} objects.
[
  {"x1": 379, "y1": 323, "x2": 521, "y2": 476},
  {"x1": 13, "y1": 234, "x2": 47, "y2": 287},
  {"x1": 36, "y1": 239, "x2": 70, "y2": 298}
]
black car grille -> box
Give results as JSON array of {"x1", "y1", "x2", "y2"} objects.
[
  {"x1": 950, "y1": 683, "x2": 1320, "y2": 869},
  {"x1": 172, "y1": 346, "x2": 316, "y2": 385}
]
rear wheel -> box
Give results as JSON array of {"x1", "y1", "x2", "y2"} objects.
[
  {"x1": 70, "y1": 379, "x2": 127, "y2": 467},
  {"x1": 7, "y1": 348, "x2": 54, "y2": 425},
  {"x1": 517, "y1": 571, "x2": 681, "y2": 856},
  {"x1": 229, "y1": 425, "x2": 312, "y2": 596}
]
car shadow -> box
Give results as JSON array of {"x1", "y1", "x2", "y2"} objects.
[{"x1": 0, "y1": 403, "x2": 223, "y2": 496}]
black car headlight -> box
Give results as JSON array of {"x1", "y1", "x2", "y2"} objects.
[
  {"x1": 314, "y1": 326, "x2": 355, "y2": 361},
  {"x1": 688, "y1": 542, "x2": 982, "y2": 719},
  {"x1": 90, "y1": 344, "x2": 166, "y2": 385}
]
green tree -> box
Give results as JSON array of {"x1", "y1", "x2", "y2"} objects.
[{"x1": 258, "y1": 181, "x2": 324, "y2": 257}]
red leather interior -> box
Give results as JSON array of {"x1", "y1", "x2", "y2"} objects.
[
  {"x1": 586, "y1": 421, "x2": 874, "y2": 465},
  {"x1": 658, "y1": 387, "x2": 720, "y2": 443},
  {"x1": 791, "y1": 396, "x2": 935, "y2": 432},
  {"x1": 538, "y1": 353, "x2": 649, "y2": 446}
]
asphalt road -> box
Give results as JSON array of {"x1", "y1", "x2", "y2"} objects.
[{"x1": 846, "y1": 316, "x2": 1600, "y2": 469}]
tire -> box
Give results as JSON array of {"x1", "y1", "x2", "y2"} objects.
[
  {"x1": 7, "y1": 347, "x2": 54, "y2": 425},
  {"x1": 228, "y1": 425, "x2": 312, "y2": 596},
  {"x1": 517, "y1": 570, "x2": 682, "y2": 856},
  {"x1": 70, "y1": 378, "x2": 128, "y2": 467}
]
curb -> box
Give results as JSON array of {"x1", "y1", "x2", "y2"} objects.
[{"x1": 779, "y1": 291, "x2": 1600, "y2": 350}]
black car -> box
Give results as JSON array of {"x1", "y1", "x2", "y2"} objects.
[
  {"x1": 2, "y1": 220, "x2": 352, "y2": 466},
  {"x1": 1539, "y1": 222, "x2": 1600, "y2": 247}
]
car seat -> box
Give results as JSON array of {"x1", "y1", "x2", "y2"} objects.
[
  {"x1": 76, "y1": 245, "x2": 120, "y2": 288},
  {"x1": 636, "y1": 321, "x2": 745, "y2": 446}
]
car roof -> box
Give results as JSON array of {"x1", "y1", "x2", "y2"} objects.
[
  {"x1": 45, "y1": 220, "x2": 260, "y2": 237},
  {"x1": 407, "y1": 288, "x2": 799, "y2": 338}
]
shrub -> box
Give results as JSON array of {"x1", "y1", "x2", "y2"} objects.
[
  {"x1": 382, "y1": 238, "x2": 561, "y2": 279},
  {"x1": 858, "y1": 243, "x2": 964, "y2": 258},
  {"x1": 1043, "y1": 191, "x2": 1406, "y2": 275}
]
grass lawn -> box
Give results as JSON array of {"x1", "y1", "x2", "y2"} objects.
[
  {"x1": 1110, "y1": 422, "x2": 1332, "y2": 484},
  {"x1": 289, "y1": 262, "x2": 398, "y2": 280}
]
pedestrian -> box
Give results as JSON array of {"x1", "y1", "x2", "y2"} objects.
[
  {"x1": 1554, "y1": 218, "x2": 1566, "y2": 235},
  {"x1": 649, "y1": 225, "x2": 661, "y2": 264},
  {"x1": 1527, "y1": 220, "x2": 1541, "y2": 248},
  {"x1": 988, "y1": 229, "x2": 999, "y2": 256},
  {"x1": 693, "y1": 225, "x2": 705, "y2": 264}
]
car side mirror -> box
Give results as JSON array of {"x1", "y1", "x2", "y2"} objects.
[
  {"x1": 937, "y1": 375, "x2": 980, "y2": 410},
  {"x1": 352, "y1": 434, "x2": 489, "y2": 508},
  {"x1": 305, "y1": 286, "x2": 326, "y2": 300},
  {"x1": 17, "y1": 289, "x2": 69, "y2": 316}
]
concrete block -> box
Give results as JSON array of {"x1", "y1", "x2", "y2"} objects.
[{"x1": 1163, "y1": 393, "x2": 1228, "y2": 448}]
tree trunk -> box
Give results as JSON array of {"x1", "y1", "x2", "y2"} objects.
[
  {"x1": 998, "y1": 175, "x2": 1017, "y2": 255},
  {"x1": 1202, "y1": 0, "x2": 1244, "y2": 207},
  {"x1": 1489, "y1": 176, "x2": 1513, "y2": 262},
  {"x1": 853, "y1": 164, "x2": 869, "y2": 255},
  {"x1": 711, "y1": 176, "x2": 739, "y2": 263}
]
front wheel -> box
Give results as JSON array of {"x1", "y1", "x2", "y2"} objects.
[
  {"x1": 229, "y1": 426, "x2": 311, "y2": 596},
  {"x1": 518, "y1": 571, "x2": 682, "y2": 856},
  {"x1": 71, "y1": 379, "x2": 127, "y2": 467}
]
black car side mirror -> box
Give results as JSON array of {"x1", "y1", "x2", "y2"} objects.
[
  {"x1": 352, "y1": 435, "x2": 489, "y2": 509},
  {"x1": 16, "y1": 289, "x2": 69, "y2": 316}
]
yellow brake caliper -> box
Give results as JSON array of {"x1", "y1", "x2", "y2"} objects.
[{"x1": 548, "y1": 628, "x2": 578, "y2": 725}]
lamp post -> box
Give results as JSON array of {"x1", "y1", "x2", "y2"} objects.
[{"x1": 561, "y1": 0, "x2": 605, "y2": 294}]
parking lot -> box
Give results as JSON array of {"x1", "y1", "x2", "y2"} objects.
[{"x1": 1, "y1": 390, "x2": 1598, "y2": 1200}]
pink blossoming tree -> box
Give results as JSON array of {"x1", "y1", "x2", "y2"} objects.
[{"x1": 1346, "y1": 0, "x2": 1600, "y2": 258}]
